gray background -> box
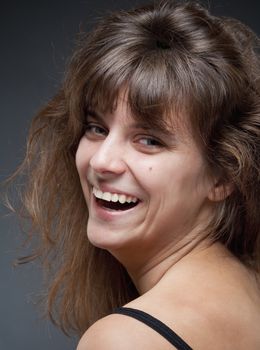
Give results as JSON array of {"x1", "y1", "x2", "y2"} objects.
[{"x1": 1, "y1": 1, "x2": 260, "y2": 349}]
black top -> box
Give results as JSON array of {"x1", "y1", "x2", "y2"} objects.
[{"x1": 113, "y1": 307, "x2": 193, "y2": 350}]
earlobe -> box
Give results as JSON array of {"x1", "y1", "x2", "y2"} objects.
[{"x1": 208, "y1": 181, "x2": 234, "y2": 202}]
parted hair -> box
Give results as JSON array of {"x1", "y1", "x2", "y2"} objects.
[{"x1": 8, "y1": 0, "x2": 260, "y2": 335}]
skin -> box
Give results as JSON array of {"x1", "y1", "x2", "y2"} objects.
[
  {"x1": 76, "y1": 93, "x2": 215, "y2": 279},
  {"x1": 75, "y1": 93, "x2": 260, "y2": 349}
]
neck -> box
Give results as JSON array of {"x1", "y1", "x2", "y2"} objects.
[
  {"x1": 130, "y1": 241, "x2": 233, "y2": 295},
  {"x1": 110, "y1": 233, "x2": 215, "y2": 295}
]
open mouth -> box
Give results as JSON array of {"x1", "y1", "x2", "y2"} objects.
[
  {"x1": 93, "y1": 187, "x2": 140, "y2": 212},
  {"x1": 96, "y1": 198, "x2": 139, "y2": 211}
]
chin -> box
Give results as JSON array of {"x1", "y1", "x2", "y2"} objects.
[{"x1": 87, "y1": 224, "x2": 130, "y2": 251}]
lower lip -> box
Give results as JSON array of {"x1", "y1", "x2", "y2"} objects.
[{"x1": 91, "y1": 194, "x2": 141, "y2": 221}]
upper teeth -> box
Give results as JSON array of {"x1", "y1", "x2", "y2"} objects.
[{"x1": 93, "y1": 187, "x2": 138, "y2": 204}]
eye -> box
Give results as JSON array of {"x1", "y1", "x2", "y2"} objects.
[
  {"x1": 135, "y1": 135, "x2": 166, "y2": 153},
  {"x1": 138, "y1": 137, "x2": 163, "y2": 147},
  {"x1": 84, "y1": 123, "x2": 107, "y2": 138}
]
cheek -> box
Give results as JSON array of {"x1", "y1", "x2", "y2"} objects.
[
  {"x1": 131, "y1": 152, "x2": 205, "y2": 199},
  {"x1": 75, "y1": 138, "x2": 91, "y2": 174},
  {"x1": 127, "y1": 159, "x2": 176, "y2": 203},
  {"x1": 128, "y1": 157, "x2": 159, "y2": 189},
  {"x1": 75, "y1": 140, "x2": 92, "y2": 202},
  {"x1": 75, "y1": 148, "x2": 81, "y2": 173}
]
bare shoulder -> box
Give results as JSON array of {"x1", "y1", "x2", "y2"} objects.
[
  {"x1": 77, "y1": 313, "x2": 177, "y2": 350},
  {"x1": 76, "y1": 314, "x2": 129, "y2": 350},
  {"x1": 121, "y1": 269, "x2": 260, "y2": 350}
]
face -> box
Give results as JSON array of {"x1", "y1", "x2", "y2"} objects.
[{"x1": 76, "y1": 93, "x2": 215, "y2": 262}]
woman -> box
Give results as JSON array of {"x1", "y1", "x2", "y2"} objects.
[{"x1": 11, "y1": 0, "x2": 260, "y2": 349}]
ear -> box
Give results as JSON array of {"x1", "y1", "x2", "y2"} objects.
[{"x1": 207, "y1": 179, "x2": 234, "y2": 202}]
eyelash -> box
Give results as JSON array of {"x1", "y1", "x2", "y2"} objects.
[
  {"x1": 84, "y1": 122, "x2": 165, "y2": 149},
  {"x1": 137, "y1": 137, "x2": 164, "y2": 147},
  {"x1": 84, "y1": 123, "x2": 107, "y2": 136}
]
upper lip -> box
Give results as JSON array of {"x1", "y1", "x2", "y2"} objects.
[{"x1": 92, "y1": 184, "x2": 140, "y2": 200}]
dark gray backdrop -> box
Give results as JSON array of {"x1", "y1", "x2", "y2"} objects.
[{"x1": 1, "y1": 1, "x2": 259, "y2": 349}]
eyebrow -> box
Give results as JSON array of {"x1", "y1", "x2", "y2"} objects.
[
  {"x1": 86, "y1": 109, "x2": 104, "y2": 122},
  {"x1": 86, "y1": 109, "x2": 176, "y2": 139}
]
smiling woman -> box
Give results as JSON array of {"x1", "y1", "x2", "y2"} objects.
[
  {"x1": 76, "y1": 92, "x2": 213, "y2": 263},
  {"x1": 7, "y1": 0, "x2": 260, "y2": 349}
]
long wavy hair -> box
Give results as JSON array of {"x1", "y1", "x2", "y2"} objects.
[{"x1": 7, "y1": 0, "x2": 260, "y2": 336}]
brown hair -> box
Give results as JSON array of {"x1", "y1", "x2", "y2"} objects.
[{"x1": 7, "y1": 0, "x2": 260, "y2": 336}]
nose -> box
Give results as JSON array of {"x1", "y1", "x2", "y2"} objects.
[{"x1": 89, "y1": 134, "x2": 126, "y2": 176}]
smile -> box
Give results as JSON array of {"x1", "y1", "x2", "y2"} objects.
[{"x1": 93, "y1": 187, "x2": 140, "y2": 211}]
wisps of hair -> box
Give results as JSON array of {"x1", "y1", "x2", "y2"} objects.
[{"x1": 5, "y1": 0, "x2": 260, "y2": 335}]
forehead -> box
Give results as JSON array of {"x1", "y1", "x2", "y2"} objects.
[
  {"x1": 88, "y1": 87, "x2": 190, "y2": 135},
  {"x1": 87, "y1": 89, "x2": 195, "y2": 148}
]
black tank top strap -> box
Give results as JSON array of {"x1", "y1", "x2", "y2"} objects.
[{"x1": 113, "y1": 307, "x2": 193, "y2": 350}]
